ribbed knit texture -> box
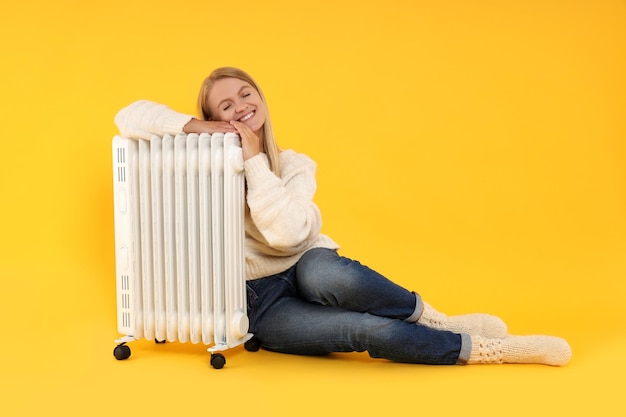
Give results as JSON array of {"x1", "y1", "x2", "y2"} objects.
[
  {"x1": 243, "y1": 150, "x2": 339, "y2": 279},
  {"x1": 418, "y1": 302, "x2": 508, "y2": 338},
  {"x1": 114, "y1": 100, "x2": 340, "y2": 280},
  {"x1": 114, "y1": 100, "x2": 194, "y2": 140},
  {"x1": 468, "y1": 335, "x2": 572, "y2": 366}
]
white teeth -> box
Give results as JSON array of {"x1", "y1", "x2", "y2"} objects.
[{"x1": 240, "y1": 111, "x2": 254, "y2": 122}]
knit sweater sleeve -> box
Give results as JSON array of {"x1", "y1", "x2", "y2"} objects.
[
  {"x1": 114, "y1": 100, "x2": 194, "y2": 140},
  {"x1": 244, "y1": 150, "x2": 323, "y2": 253}
]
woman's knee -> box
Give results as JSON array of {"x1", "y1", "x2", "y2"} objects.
[{"x1": 296, "y1": 248, "x2": 341, "y2": 286}]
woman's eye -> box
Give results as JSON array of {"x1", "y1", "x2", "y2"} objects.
[
  {"x1": 223, "y1": 104, "x2": 231, "y2": 111},
  {"x1": 243, "y1": 93, "x2": 251, "y2": 98}
]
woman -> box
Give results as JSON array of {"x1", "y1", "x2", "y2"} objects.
[{"x1": 114, "y1": 67, "x2": 571, "y2": 366}]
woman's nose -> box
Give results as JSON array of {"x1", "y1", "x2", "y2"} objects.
[{"x1": 235, "y1": 102, "x2": 248, "y2": 113}]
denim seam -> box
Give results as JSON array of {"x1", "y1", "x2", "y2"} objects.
[
  {"x1": 456, "y1": 333, "x2": 472, "y2": 365},
  {"x1": 404, "y1": 292, "x2": 423, "y2": 323}
]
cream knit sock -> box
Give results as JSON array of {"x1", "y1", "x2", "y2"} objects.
[
  {"x1": 468, "y1": 335, "x2": 572, "y2": 366},
  {"x1": 417, "y1": 302, "x2": 508, "y2": 338}
]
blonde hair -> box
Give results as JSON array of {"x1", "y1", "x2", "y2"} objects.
[{"x1": 197, "y1": 67, "x2": 281, "y2": 176}]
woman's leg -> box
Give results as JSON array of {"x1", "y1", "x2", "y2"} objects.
[
  {"x1": 295, "y1": 248, "x2": 507, "y2": 338},
  {"x1": 245, "y1": 265, "x2": 570, "y2": 366},
  {"x1": 246, "y1": 266, "x2": 467, "y2": 364},
  {"x1": 295, "y1": 248, "x2": 421, "y2": 321}
]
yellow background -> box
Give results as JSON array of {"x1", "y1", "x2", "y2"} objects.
[{"x1": 1, "y1": 0, "x2": 625, "y2": 415}]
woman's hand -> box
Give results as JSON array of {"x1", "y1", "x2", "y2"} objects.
[
  {"x1": 230, "y1": 120, "x2": 262, "y2": 161},
  {"x1": 183, "y1": 118, "x2": 237, "y2": 134}
]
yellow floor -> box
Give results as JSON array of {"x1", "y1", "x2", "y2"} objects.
[{"x1": 1, "y1": 259, "x2": 624, "y2": 416}]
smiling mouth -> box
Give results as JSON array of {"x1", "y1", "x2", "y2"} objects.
[{"x1": 239, "y1": 111, "x2": 255, "y2": 122}]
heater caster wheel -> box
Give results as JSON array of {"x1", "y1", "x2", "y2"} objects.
[
  {"x1": 244, "y1": 337, "x2": 261, "y2": 352},
  {"x1": 114, "y1": 344, "x2": 131, "y2": 360},
  {"x1": 155, "y1": 339, "x2": 166, "y2": 344},
  {"x1": 210, "y1": 353, "x2": 226, "y2": 369}
]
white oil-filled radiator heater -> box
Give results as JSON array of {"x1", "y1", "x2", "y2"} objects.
[{"x1": 111, "y1": 132, "x2": 256, "y2": 369}]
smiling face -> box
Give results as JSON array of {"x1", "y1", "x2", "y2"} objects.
[{"x1": 207, "y1": 77, "x2": 267, "y2": 137}]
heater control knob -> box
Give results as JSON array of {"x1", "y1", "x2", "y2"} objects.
[
  {"x1": 118, "y1": 246, "x2": 129, "y2": 270},
  {"x1": 116, "y1": 189, "x2": 127, "y2": 213}
]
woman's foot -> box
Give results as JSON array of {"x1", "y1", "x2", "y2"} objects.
[
  {"x1": 418, "y1": 302, "x2": 508, "y2": 338},
  {"x1": 467, "y1": 335, "x2": 572, "y2": 366}
]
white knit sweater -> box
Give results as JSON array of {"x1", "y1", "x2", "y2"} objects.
[{"x1": 114, "y1": 100, "x2": 339, "y2": 280}]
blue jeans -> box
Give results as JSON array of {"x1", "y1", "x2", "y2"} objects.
[{"x1": 246, "y1": 248, "x2": 469, "y2": 365}]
